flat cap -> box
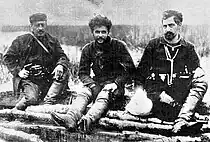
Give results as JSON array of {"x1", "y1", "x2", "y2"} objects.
[{"x1": 29, "y1": 13, "x2": 47, "y2": 23}]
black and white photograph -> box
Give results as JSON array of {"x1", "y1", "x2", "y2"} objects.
[{"x1": 0, "y1": 0, "x2": 210, "y2": 141}]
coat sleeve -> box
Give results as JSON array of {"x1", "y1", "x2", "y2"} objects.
[
  {"x1": 78, "y1": 44, "x2": 95, "y2": 87},
  {"x1": 3, "y1": 37, "x2": 22, "y2": 77},
  {"x1": 177, "y1": 44, "x2": 206, "y2": 121},
  {"x1": 178, "y1": 67, "x2": 208, "y2": 121},
  {"x1": 135, "y1": 41, "x2": 153, "y2": 87},
  {"x1": 54, "y1": 39, "x2": 70, "y2": 69},
  {"x1": 114, "y1": 41, "x2": 135, "y2": 87},
  {"x1": 186, "y1": 44, "x2": 200, "y2": 71}
]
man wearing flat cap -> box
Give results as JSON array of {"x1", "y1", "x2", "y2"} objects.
[{"x1": 3, "y1": 13, "x2": 70, "y2": 110}]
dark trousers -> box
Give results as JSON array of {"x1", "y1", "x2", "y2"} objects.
[
  {"x1": 66, "y1": 80, "x2": 125, "y2": 125},
  {"x1": 15, "y1": 76, "x2": 68, "y2": 110}
]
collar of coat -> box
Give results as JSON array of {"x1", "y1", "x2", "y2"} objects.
[{"x1": 159, "y1": 35, "x2": 189, "y2": 47}]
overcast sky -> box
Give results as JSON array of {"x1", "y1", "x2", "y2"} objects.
[{"x1": 0, "y1": 0, "x2": 210, "y2": 26}]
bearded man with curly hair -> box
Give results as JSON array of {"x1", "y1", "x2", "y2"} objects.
[{"x1": 51, "y1": 14, "x2": 135, "y2": 133}]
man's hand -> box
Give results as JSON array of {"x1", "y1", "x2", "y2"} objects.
[
  {"x1": 159, "y1": 91, "x2": 174, "y2": 105},
  {"x1": 103, "y1": 83, "x2": 118, "y2": 92},
  {"x1": 172, "y1": 118, "x2": 188, "y2": 133},
  {"x1": 18, "y1": 68, "x2": 29, "y2": 78},
  {"x1": 52, "y1": 65, "x2": 64, "y2": 80}
]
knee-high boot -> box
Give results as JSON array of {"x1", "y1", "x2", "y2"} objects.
[
  {"x1": 51, "y1": 87, "x2": 92, "y2": 131},
  {"x1": 78, "y1": 89, "x2": 110, "y2": 132},
  {"x1": 44, "y1": 81, "x2": 66, "y2": 104}
]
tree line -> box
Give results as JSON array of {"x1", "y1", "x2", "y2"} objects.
[{"x1": 2, "y1": 24, "x2": 210, "y2": 57}]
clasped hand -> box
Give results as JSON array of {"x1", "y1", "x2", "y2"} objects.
[
  {"x1": 159, "y1": 91, "x2": 174, "y2": 105},
  {"x1": 18, "y1": 68, "x2": 29, "y2": 78},
  {"x1": 52, "y1": 65, "x2": 64, "y2": 80}
]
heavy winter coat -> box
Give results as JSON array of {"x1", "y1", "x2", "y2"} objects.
[
  {"x1": 78, "y1": 36, "x2": 135, "y2": 88},
  {"x1": 3, "y1": 33, "x2": 69, "y2": 95}
]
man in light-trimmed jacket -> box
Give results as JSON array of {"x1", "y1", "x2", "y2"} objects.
[{"x1": 125, "y1": 10, "x2": 208, "y2": 134}]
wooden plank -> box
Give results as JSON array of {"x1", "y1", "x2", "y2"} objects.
[
  {"x1": 0, "y1": 120, "x2": 205, "y2": 142},
  {"x1": 0, "y1": 126, "x2": 43, "y2": 142},
  {"x1": 0, "y1": 109, "x2": 52, "y2": 123}
]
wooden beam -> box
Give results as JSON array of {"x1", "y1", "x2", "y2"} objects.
[{"x1": 0, "y1": 126, "x2": 43, "y2": 142}]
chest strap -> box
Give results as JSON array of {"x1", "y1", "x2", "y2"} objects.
[{"x1": 164, "y1": 44, "x2": 180, "y2": 85}]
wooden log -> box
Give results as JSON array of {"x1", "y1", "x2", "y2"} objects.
[
  {"x1": 0, "y1": 120, "x2": 168, "y2": 142},
  {"x1": 96, "y1": 130, "x2": 168, "y2": 141},
  {"x1": 120, "y1": 131, "x2": 202, "y2": 142},
  {"x1": 98, "y1": 117, "x2": 173, "y2": 131},
  {"x1": 107, "y1": 110, "x2": 174, "y2": 125},
  {"x1": 0, "y1": 109, "x2": 52, "y2": 123},
  {"x1": 0, "y1": 91, "x2": 18, "y2": 108},
  {"x1": 0, "y1": 126, "x2": 43, "y2": 142},
  {"x1": 0, "y1": 121, "x2": 66, "y2": 142},
  {"x1": 26, "y1": 104, "x2": 70, "y2": 114},
  {"x1": 0, "y1": 120, "x2": 204, "y2": 142},
  {"x1": 0, "y1": 111, "x2": 208, "y2": 142},
  {"x1": 0, "y1": 109, "x2": 210, "y2": 133}
]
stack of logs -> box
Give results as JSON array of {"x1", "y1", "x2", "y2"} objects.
[
  {"x1": 0, "y1": 104, "x2": 210, "y2": 141},
  {"x1": 1, "y1": 90, "x2": 210, "y2": 141}
]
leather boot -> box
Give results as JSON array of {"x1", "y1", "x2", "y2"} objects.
[
  {"x1": 51, "y1": 93, "x2": 91, "y2": 131},
  {"x1": 51, "y1": 112, "x2": 77, "y2": 131},
  {"x1": 78, "y1": 89, "x2": 109, "y2": 133},
  {"x1": 44, "y1": 81, "x2": 65, "y2": 104}
]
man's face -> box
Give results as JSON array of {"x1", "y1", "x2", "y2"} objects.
[
  {"x1": 162, "y1": 16, "x2": 180, "y2": 41},
  {"x1": 30, "y1": 21, "x2": 47, "y2": 37},
  {"x1": 92, "y1": 26, "x2": 109, "y2": 44}
]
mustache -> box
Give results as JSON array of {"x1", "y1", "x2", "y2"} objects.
[
  {"x1": 38, "y1": 30, "x2": 44, "y2": 33},
  {"x1": 37, "y1": 30, "x2": 45, "y2": 33},
  {"x1": 97, "y1": 37, "x2": 105, "y2": 40},
  {"x1": 165, "y1": 31, "x2": 174, "y2": 35}
]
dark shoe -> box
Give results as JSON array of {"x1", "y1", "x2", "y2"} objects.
[{"x1": 51, "y1": 112, "x2": 76, "y2": 131}]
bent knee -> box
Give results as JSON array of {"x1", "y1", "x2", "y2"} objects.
[
  {"x1": 27, "y1": 96, "x2": 39, "y2": 105},
  {"x1": 76, "y1": 86, "x2": 92, "y2": 99}
]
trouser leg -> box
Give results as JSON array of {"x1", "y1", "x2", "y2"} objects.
[
  {"x1": 67, "y1": 87, "x2": 92, "y2": 122},
  {"x1": 43, "y1": 70, "x2": 69, "y2": 104},
  {"x1": 43, "y1": 81, "x2": 66, "y2": 104},
  {"x1": 51, "y1": 86, "x2": 93, "y2": 130},
  {"x1": 77, "y1": 88, "x2": 111, "y2": 133},
  {"x1": 15, "y1": 80, "x2": 40, "y2": 111},
  {"x1": 84, "y1": 88, "x2": 110, "y2": 123}
]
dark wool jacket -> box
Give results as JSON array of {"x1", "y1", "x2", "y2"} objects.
[
  {"x1": 3, "y1": 33, "x2": 69, "y2": 95},
  {"x1": 78, "y1": 36, "x2": 135, "y2": 88},
  {"x1": 136, "y1": 36, "x2": 200, "y2": 86},
  {"x1": 136, "y1": 36, "x2": 208, "y2": 120}
]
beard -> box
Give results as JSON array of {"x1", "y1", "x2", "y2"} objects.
[
  {"x1": 164, "y1": 31, "x2": 176, "y2": 41},
  {"x1": 34, "y1": 30, "x2": 46, "y2": 37},
  {"x1": 95, "y1": 37, "x2": 106, "y2": 44}
]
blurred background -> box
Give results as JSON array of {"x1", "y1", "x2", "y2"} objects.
[{"x1": 0, "y1": 0, "x2": 209, "y2": 101}]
